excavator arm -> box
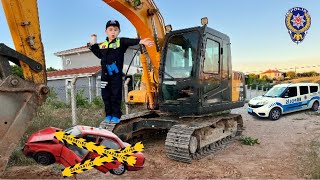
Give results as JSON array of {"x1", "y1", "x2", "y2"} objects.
[
  {"x1": 0, "y1": 0, "x2": 165, "y2": 174},
  {"x1": 1, "y1": 0, "x2": 46, "y2": 83},
  {"x1": 0, "y1": 0, "x2": 49, "y2": 174}
]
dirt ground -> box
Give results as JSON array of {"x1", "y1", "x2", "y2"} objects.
[{"x1": 1, "y1": 105, "x2": 320, "y2": 179}]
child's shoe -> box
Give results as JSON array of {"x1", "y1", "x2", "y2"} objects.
[
  {"x1": 104, "y1": 115, "x2": 112, "y2": 122},
  {"x1": 110, "y1": 116, "x2": 120, "y2": 123}
]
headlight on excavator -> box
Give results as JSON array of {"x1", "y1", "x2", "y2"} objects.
[
  {"x1": 165, "y1": 25, "x2": 172, "y2": 32},
  {"x1": 201, "y1": 17, "x2": 208, "y2": 26}
]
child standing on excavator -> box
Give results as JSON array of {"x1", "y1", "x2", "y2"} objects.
[{"x1": 89, "y1": 20, "x2": 153, "y2": 123}]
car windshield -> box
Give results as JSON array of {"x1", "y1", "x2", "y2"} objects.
[{"x1": 264, "y1": 86, "x2": 287, "y2": 97}]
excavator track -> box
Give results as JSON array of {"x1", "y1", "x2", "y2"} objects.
[
  {"x1": 165, "y1": 114, "x2": 243, "y2": 163},
  {"x1": 99, "y1": 122, "x2": 116, "y2": 131},
  {"x1": 99, "y1": 111, "x2": 243, "y2": 163}
]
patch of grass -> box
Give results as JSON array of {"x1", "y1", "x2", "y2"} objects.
[
  {"x1": 7, "y1": 92, "x2": 136, "y2": 167},
  {"x1": 76, "y1": 89, "x2": 90, "y2": 108},
  {"x1": 91, "y1": 96, "x2": 104, "y2": 109},
  {"x1": 7, "y1": 98, "x2": 107, "y2": 167},
  {"x1": 7, "y1": 149, "x2": 36, "y2": 167},
  {"x1": 239, "y1": 136, "x2": 260, "y2": 146}
]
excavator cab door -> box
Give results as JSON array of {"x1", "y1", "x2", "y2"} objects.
[{"x1": 200, "y1": 33, "x2": 223, "y2": 105}]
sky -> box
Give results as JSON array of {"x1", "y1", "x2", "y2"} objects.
[{"x1": 0, "y1": 0, "x2": 319, "y2": 74}]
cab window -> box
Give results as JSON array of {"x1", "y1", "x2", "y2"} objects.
[
  {"x1": 299, "y1": 86, "x2": 309, "y2": 95},
  {"x1": 204, "y1": 39, "x2": 220, "y2": 74},
  {"x1": 310, "y1": 86, "x2": 319, "y2": 93},
  {"x1": 284, "y1": 87, "x2": 297, "y2": 97}
]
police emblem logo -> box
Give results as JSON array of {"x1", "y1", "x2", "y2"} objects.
[{"x1": 285, "y1": 7, "x2": 311, "y2": 44}]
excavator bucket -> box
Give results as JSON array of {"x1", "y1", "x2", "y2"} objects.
[{"x1": 0, "y1": 50, "x2": 48, "y2": 175}]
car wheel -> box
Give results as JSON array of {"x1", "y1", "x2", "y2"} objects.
[
  {"x1": 34, "y1": 152, "x2": 54, "y2": 166},
  {"x1": 269, "y1": 108, "x2": 281, "y2": 120},
  {"x1": 109, "y1": 163, "x2": 126, "y2": 175},
  {"x1": 311, "y1": 101, "x2": 319, "y2": 111}
]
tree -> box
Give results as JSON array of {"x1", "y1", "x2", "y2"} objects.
[
  {"x1": 246, "y1": 73, "x2": 258, "y2": 85},
  {"x1": 286, "y1": 71, "x2": 296, "y2": 79},
  {"x1": 10, "y1": 65, "x2": 24, "y2": 79},
  {"x1": 46, "y1": 67, "x2": 58, "y2": 72},
  {"x1": 309, "y1": 71, "x2": 319, "y2": 77}
]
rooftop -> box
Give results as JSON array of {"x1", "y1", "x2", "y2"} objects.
[
  {"x1": 47, "y1": 66, "x2": 101, "y2": 78},
  {"x1": 261, "y1": 69, "x2": 283, "y2": 74}
]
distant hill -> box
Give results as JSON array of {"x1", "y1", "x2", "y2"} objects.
[{"x1": 284, "y1": 76, "x2": 320, "y2": 84}]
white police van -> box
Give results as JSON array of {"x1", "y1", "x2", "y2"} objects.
[{"x1": 248, "y1": 83, "x2": 320, "y2": 120}]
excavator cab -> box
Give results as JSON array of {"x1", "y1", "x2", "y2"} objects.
[{"x1": 159, "y1": 26, "x2": 245, "y2": 116}]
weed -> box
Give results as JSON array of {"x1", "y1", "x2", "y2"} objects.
[
  {"x1": 91, "y1": 96, "x2": 104, "y2": 109},
  {"x1": 239, "y1": 136, "x2": 260, "y2": 146}
]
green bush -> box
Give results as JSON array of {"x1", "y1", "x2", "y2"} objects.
[
  {"x1": 239, "y1": 136, "x2": 260, "y2": 146},
  {"x1": 45, "y1": 88, "x2": 67, "y2": 109},
  {"x1": 251, "y1": 83, "x2": 257, "y2": 89},
  {"x1": 92, "y1": 96, "x2": 104, "y2": 108},
  {"x1": 76, "y1": 89, "x2": 89, "y2": 108},
  {"x1": 257, "y1": 85, "x2": 262, "y2": 90}
]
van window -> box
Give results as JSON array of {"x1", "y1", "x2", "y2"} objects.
[
  {"x1": 310, "y1": 86, "x2": 319, "y2": 93},
  {"x1": 299, "y1": 86, "x2": 309, "y2": 95},
  {"x1": 284, "y1": 87, "x2": 297, "y2": 97}
]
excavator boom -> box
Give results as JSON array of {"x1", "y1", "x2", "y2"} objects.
[{"x1": 0, "y1": 0, "x2": 48, "y2": 174}]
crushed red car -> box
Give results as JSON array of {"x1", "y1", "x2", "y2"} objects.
[{"x1": 22, "y1": 125, "x2": 144, "y2": 175}]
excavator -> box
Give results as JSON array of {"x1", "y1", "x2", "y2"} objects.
[{"x1": 0, "y1": 0, "x2": 245, "y2": 175}]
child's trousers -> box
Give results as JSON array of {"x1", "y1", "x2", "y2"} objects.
[{"x1": 101, "y1": 73, "x2": 123, "y2": 119}]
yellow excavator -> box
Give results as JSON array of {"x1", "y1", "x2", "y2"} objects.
[{"x1": 0, "y1": 0, "x2": 245, "y2": 174}]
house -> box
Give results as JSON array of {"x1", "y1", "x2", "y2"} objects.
[
  {"x1": 259, "y1": 69, "x2": 284, "y2": 80},
  {"x1": 47, "y1": 66, "x2": 101, "y2": 103},
  {"x1": 54, "y1": 44, "x2": 141, "y2": 70},
  {"x1": 47, "y1": 44, "x2": 142, "y2": 103}
]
